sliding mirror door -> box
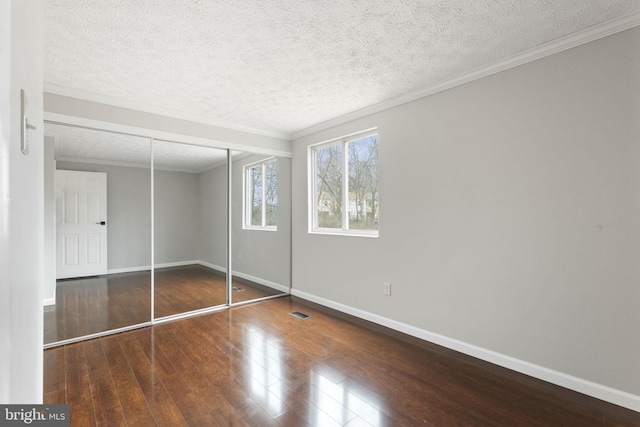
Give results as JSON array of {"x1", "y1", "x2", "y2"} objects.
[
  {"x1": 153, "y1": 140, "x2": 229, "y2": 319},
  {"x1": 230, "y1": 152, "x2": 291, "y2": 304},
  {"x1": 43, "y1": 124, "x2": 291, "y2": 345},
  {"x1": 44, "y1": 123, "x2": 152, "y2": 345}
]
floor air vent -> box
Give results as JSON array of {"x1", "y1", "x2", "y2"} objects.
[
  {"x1": 290, "y1": 311, "x2": 311, "y2": 320},
  {"x1": 232, "y1": 286, "x2": 244, "y2": 292}
]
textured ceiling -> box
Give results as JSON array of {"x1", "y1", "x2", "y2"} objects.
[{"x1": 43, "y1": 0, "x2": 640, "y2": 138}]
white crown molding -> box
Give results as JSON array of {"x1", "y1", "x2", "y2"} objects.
[
  {"x1": 291, "y1": 11, "x2": 640, "y2": 140},
  {"x1": 291, "y1": 289, "x2": 640, "y2": 412},
  {"x1": 43, "y1": 82, "x2": 290, "y2": 140},
  {"x1": 55, "y1": 156, "x2": 152, "y2": 171}
]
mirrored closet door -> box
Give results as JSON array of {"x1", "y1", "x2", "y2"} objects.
[
  {"x1": 43, "y1": 122, "x2": 292, "y2": 347},
  {"x1": 152, "y1": 140, "x2": 229, "y2": 319},
  {"x1": 230, "y1": 152, "x2": 291, "y2": 304},
  {"x1": 44, "y1": 123, "x2": 152, "y2": 344}
]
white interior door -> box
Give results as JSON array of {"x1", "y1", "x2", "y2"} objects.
[{"x1": 55, "y1": 170, "x2": 108, "y2": 279}]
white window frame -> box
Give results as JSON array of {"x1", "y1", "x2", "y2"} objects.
[
  {"x1": 243, "y1": 157, "x2": 277, "y2": 231},
  {"x1": 308, "y1": 128, "x2": 379, "y2": 238}
]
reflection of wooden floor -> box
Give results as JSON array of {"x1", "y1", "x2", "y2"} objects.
[
  {"x1": 43, "y1": 297, "x2": 640, "y2": 426},
  {"x1": 44, "y1": 265, "x2": 284, "y2": 344}
]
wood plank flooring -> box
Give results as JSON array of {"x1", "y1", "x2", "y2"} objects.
[
  {"x1": 45, "y1": 265, "x2": 284, "y2": 344},
  {"x1": 43, "y1": 296, "x2": 640, "y2": 426}
]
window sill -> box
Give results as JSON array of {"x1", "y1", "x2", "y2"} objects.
[
  {"x1": 243, "y1": 226, "x2": 278, "y2": 232},
  {"x1": 309, "y1": 229, "x2": 379, "y2": 238}
]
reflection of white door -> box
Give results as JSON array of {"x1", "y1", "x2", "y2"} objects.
[{"x1": 55, "y1": 170, "x2": 108, "y2": 279}]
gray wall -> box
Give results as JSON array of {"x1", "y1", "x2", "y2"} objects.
[
  {"x1": 292, "y1": 26, "x2": 640, "y2": 398},
  {"x1": 199, "y1": 154, "x2": 292, "y2": 289},
  {"x1": 43, "y1": 136, "x2": 56, "y2": 302},
  {"x1": 154, "y1": 169, "x2": 200, "y2": 265},
  {"x1": 198, "y1": 163, "x2": 228, "y2": 269}
]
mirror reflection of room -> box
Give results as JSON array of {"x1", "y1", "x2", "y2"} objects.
[
  {"x1": 44, "y1": 123, "x2": 153, "y2": 344},
  {"x1": 152, "y1": 140, "x2": 229, "y2": 318},
  {"x1": 43, "y1": 123, "x2": 292, "y2": 346},
  {"x1": 231, "y1": 152, "x2": 291, "y2": 304}
]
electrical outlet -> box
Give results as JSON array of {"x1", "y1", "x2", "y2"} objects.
[{"x1": 383, "y1": 282, "x2": 392, "y2": 296}]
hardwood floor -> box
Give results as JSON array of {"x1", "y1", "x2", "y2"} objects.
[
  {"x1": 43, "y1": 296, "x2": 640, "y2": 426},
  {"x1": 44, "y1": 271, "x2": 152, "y2": 344},
  {"x1": 45, "y1": 265, "x2": 284, "y2": 344}
]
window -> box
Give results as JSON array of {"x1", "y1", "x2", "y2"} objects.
[
  {"x1": 244, "y1": 158, "x2": 277, "y2": 230},
  {"x1": 310, "y1": 130, "x2": 379, "y2": 236}
]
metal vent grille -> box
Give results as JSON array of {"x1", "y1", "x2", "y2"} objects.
[{"x1": 290, "y1": 311, "x2": 311, "y2": 320}]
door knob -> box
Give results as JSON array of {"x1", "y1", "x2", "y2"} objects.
[{"x1": 96, "y1": 221, "x2": 107, "y2": 225}]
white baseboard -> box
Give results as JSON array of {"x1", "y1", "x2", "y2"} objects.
[
  {"x1": 106, "y1": 260, "x2": 288, "y2": 293},
  {"x1": 290, "y1": 289, "x2": 640, "y2": 413},
  {"x1": 156, "y1": 260, "x2": 200, "y2": 269},
  {"x1": 197, "y1": 260, "x2": 226, "y2": 273},
  {"x1": 230, "y1": 270, "x2": 290, "y2": 293},
  {"x1": 107, "y1": 265, "x2": 151, "y2": 274},
  {"x1": 43, "y1": 297, "x2": 56, "y2": 307},
  {"x1": 197, "y1": 260, "x2": 289, "y2": 293},
  {"x1": 107, "y1": 260, "x2": 198, "y2": 275}
]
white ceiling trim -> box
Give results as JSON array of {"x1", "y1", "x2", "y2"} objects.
[
  {"x1": 55, "y1": 156, "x2": 152, "y2": 171},
  {"x1": 291, "y1": 10, "x2": 640, "y2": 140}
]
